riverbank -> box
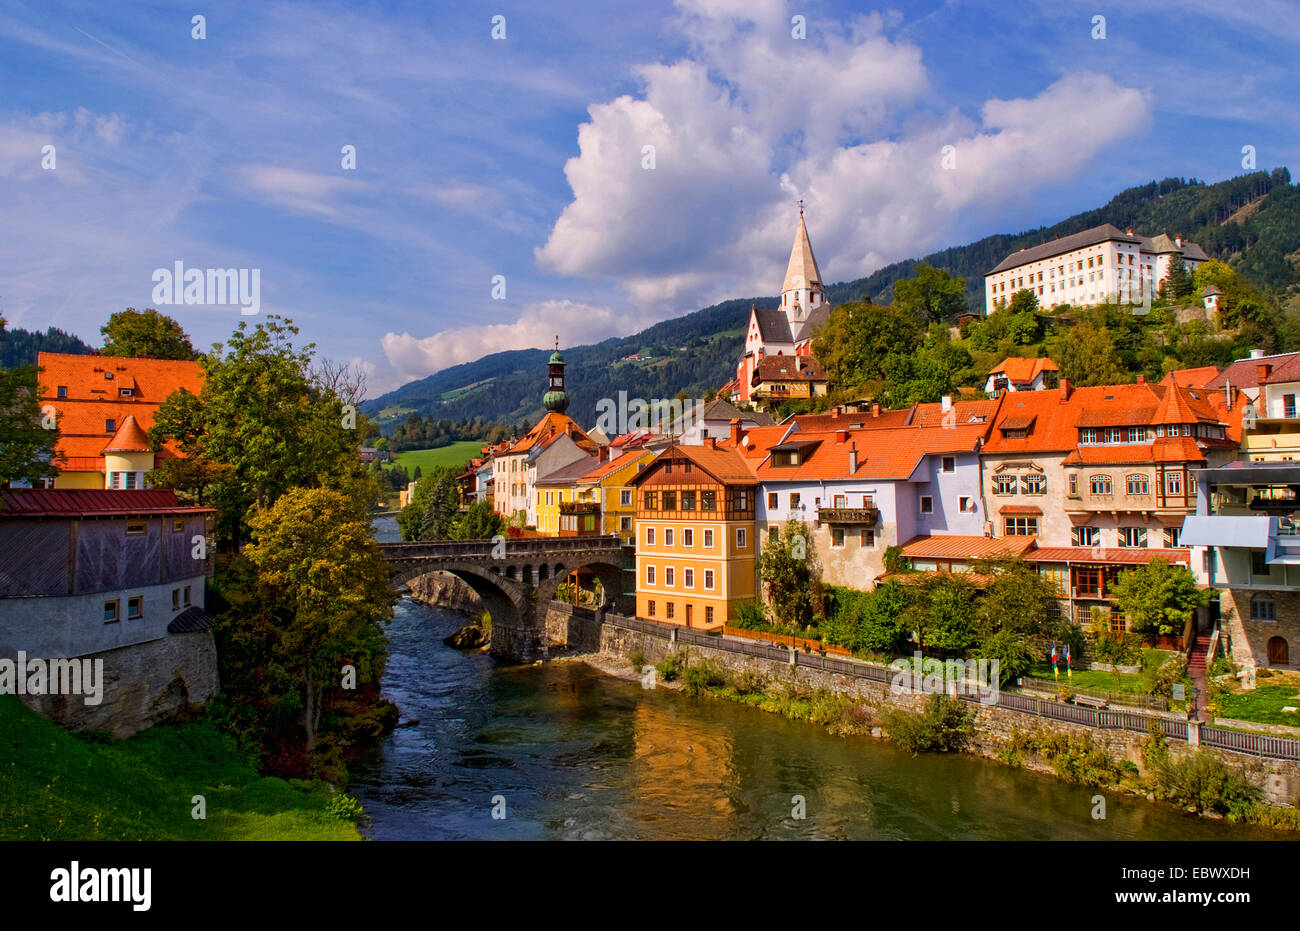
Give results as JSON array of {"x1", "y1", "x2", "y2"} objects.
[
  {"x1": 0, "y1": 696, "x2": 364, "y2": 840},
  {"x1": 583, "y1": 617, "x2": 1300, "y2": 832}
]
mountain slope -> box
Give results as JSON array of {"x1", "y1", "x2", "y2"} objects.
[{"x1": 366, "y1": 168, "x2": 1299, "y2": 431}]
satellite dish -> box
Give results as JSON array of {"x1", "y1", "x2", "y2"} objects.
[{"x1": 741, "y1": 435, "x2": 750, "y2": 447}]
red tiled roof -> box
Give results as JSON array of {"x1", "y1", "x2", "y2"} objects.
[
  {"x1": 754, "y1": 423, "x2": 987, "y2": 481},
  {"x1": 578, "y1": 448, "x2": 654, "y2": 482},
  {"x1": 632, "y1": 443, "x2": 757, "y2": 485},
  {"x1": 1025, "y1": 547, "x2": 1190, "y2": 566},
  {"x1": 988, "y1": 356, "x2": 1059, "y2": 383},
  {"x1": 0, "y1": 488, "x2": 214, "y2": 518},
  {"x1": 101, "y1": 414, "x2": 152, "y2": 453},
  {"x1": 1062, "y1": 436, "x2": 1207, "y2": 465},
  {"x1": 1168, "y1": 366, "x2": 1221, "y2": 389},
  {"x1": 1205, "y1": 352, "x2": 1300, "y2": 391},
  {"x1": 753, "y1": 355, "x2": 828, "y2": 382},
  {"x1": 901, "y1": 535, "x2": 1036, "y2": 560},
  {"x1": 507, "y1": 411, "x2": 597, "y2": 455}
]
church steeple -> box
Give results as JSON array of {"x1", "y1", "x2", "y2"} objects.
[
  {"x1": 781, "y1": 202, "x2": 824, "y2": 327},
  {"x1": 542, "y1": 335, "x2": 570, "y2": 414}
]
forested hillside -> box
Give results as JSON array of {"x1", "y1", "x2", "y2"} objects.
[
  {"x1": 360, "y1": 168, "x2": 1300, "y2": 432},
  {"x1": 0, "y1": 318, "x2": 95, "y2": 367}
]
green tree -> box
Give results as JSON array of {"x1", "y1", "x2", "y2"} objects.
[
  {"x1": 973, "y1": 556, "x2": 1066, "y2": 639},
  {"x1": 0, "y1": 363, "x2": 59, "y2": 486},
  {"x1": 100, "y1": 308, "x2": 196, "y2": 360},
  {"x1": 1160, "y1": 254, "x2": 1194, "y2": 301},
  {"x1": 758, "y1": 520, "x2": 822, "y2": 627},
  {"x1": 1047, "y1": 321, "x2": 1127, "y2": 386},
  {"x1": 1111, "y1": 557, "x2": 1209, "y2": 638},
  {"x1": 811, "y1": 301, "x2": 920, "y2": 392},
  {"x1": 891, "y1": 263, "x2": 968, "y2": 324},
  {"x1": 901, "y1": 572, "x2": 979, "y2": 655},
  {"x1": 398, "y1": 466, "x2": 461, "y2": 541},
  {"x1": 976, "y1": 629, "x2": 1035, "y2": 686},
  {"x1": 243, "y1": 487, "x2": 394, "y2": 762},
  {"x1": 452, "y1": 499, "x2": 504, "y2": 540},
  {"x1": 149, "y1": 316, "x2": 370, "y2": 550}
]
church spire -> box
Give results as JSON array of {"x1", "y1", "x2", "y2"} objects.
[{"x1": 782, "y1": 207, "x2": 823, "y2": 326}]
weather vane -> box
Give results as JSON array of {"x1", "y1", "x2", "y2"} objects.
[{"x1": 798, "y1": 198, "x2": 804, "y2": 217}]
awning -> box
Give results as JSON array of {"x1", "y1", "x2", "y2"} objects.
[
  {"x1": 1178, "y1": 515, "x2": 1271, "y2": 548},
  {"x1": 168, "y1": 606, "x2": 215, "y2": 634}
]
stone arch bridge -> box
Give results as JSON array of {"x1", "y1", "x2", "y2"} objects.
[{"x1": 379, "y1": 536, "x2": 633, "y2": 663}]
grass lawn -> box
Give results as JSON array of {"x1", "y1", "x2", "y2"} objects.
[
  {"x1": 390, "y1": 441, "x2": 484, "y2": 475},
  {"x1": 1216, "y1": 682, "x2": 1300, "y2": 727},
  {"x1": 0, "y1": 696, "x2": 361, "y2": 840},
  {"x1": 1025, "y1": 663, "x2": 1148, "y2": 694}
]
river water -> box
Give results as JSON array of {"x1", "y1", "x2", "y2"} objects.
[{"x1": 355, "y1": 518, "x2": 1276, "y2": 840}]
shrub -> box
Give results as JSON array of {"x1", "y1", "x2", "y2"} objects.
[
  {"x1": 655, "y1": 652, "x2": 685, "y2": 682},
  {"x1": 976, "y1": 629, "x2": 1034, "y2": 686},
  {"x1": 629, "y1": 650, "x2": 647, "y2": 671},
  {"x1": 1208, "y1": 657, "x2": 1234, "y2": 678},
  {"x1": 732, "y1": 599, "x2": 769, "y2": 631},
  {"x1": 882, "y1": 695, "x2": 975, "y2": 754},
  {"x1": 324, "y1": 792, "x2": 366, "y2": 823},
  {"x1": 682, "y1": 660, "x2": 728, "y2": 697},
  {"x1": 1143, "y1": 653, "x2": 1188, "y2": 698},
  {"x1": 1148, "y1": 750, "x2": 1261, "y2": 814}
]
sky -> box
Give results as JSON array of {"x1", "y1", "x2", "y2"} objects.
[{"x1": 2, "y1": 0, "x2": 1297, "y2": 396}]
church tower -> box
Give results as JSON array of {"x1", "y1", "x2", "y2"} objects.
[
  {"x1": 542, "y1": 337, "x2": 570, "y2": 414},
  {"x1": 781, "y1": 204, "x2": 824, "y2": 331}
]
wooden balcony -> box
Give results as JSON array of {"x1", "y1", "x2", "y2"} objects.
[
  {"x1": 559, "y1": 501, "x2": 599, "y2": 515},
  {"x1": 817, "y1": 506, "x2": 879, "y2": 526}
]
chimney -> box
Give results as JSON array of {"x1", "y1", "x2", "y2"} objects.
[
  {"x1": 833, "y1": 405, "x2": 842, "y2": 416},
  {"x1": 835, "y1": 429, "x2": 848, "y2": 444},
  {"x1": 1258, "y1": 363, "x2": 1272, "y2": 384},
  {"x1": 1126, "y1": 228, "x2": 1133, "y2": 235},
  {"x1": 729, "y1": 417, "x2": 742, "y2": 447},
  {"x1": 941, "y1": 395, "x2": 952, "y2": 413},
  {"x1": 871, "y1": 403, "x2": 880, "y2": 418},
  {"x1": 1136, "y1": 375, "x2": 1146, "y2": 385},
  {"x1": 1175, "y1": 236, "x2": 1182, "y2": 247},
  {"x1": 708, "y1": 437, "x2": 718, "y2": 449},
  {"x1": 1249, "y1": 349, "x2": 1265, "y2": 360},
  {"x1": 1059, "y1": 377, "x2": 1072, "y2": 401},
  {"x1": 848, "y1": 442, "x2": 858, "y2": 474}
]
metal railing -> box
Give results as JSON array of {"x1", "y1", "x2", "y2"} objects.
[{"x1": 600, "y1": 613, "x2": 1299, "y2": 760}]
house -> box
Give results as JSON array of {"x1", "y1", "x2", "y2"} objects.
[
  {"x1": 1206, "y1": 350, "x2": 1300, "y2": 463},
  {"x1": 673, "y1": 398, "x2": 773, "y2": 445},
  {"x1": 630, "y1": 442, "x2": 758, "y2": 629},
  {"x1": 749, "y1": 354, "x2": 829, "y2": 412},
  {"x1": 0, "y1": 488, "x2": 218, "y2": 736},
  {"x1": 984, "y1": 357, "x2": 1059, "y2": 396},
  {"x1": 535, "y1": 455, "x2": 601, "y2": 536},
  {"x1": 985, "y1": 224, "x2": 1209, "y2": 314},
  {"x1": 36, "y1": 352, "x2": 203, "y2": 489},
  {"x1": 1202, "y1": 284, "x2": 1222, "y2": 311}
]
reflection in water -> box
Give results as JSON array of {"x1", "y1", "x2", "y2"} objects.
[{"x1": 355, "y1": 519, "x2": 1281, "y2": 842}]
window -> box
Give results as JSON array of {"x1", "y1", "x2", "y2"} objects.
[
  {"x1": 831, "y1": 527, "x2": 845, "y2": 548},
  {"x1": 704, "y1": 569, "x2": 715, "y2": 590},
  {"x1": 183, "y1": 586, "x2": 191, "y2": 607},
  {"x1": 172, "y1": 589, "x2": 181, "y2": 610},
  {"x1": 684, "y1": 568, "x2": 694, "y2": 588},
  {"x1": 1165, "y1": 472, "x2": 1184, "y2": 496},
  {"x1": 1069, "y1": 474, "x2": 1079, "y2": 497},
  {"x1": 681, "y1": 491, "x2": 696, "y2": 510},
  {"x1": 683, "y1": 528, "x2": 694, "y2": 547},
  {"x1": 958, "y1": 496, "x2": 974, "y2": 513},
  {"x1": 1004, "y1": 516, "x2": 1038, "y2": 536},
  {"x1": 860, "y1": 529, "x2": 874, "y2": 546},
  {"x1": 105, "y1": 418, "x2": 116, "y2": 433},
  {"x1": 1251, "y1": 596, "x2": 1277, "y2": 621},
  {"x1": 666, "y1": 602, "x2": 675, "y2": 620},
  {"x1": 621, "y1": 489, "x2": 633, "y2": 507},
  {"x1": 646, "y1": 527, "x2": 655, "y2": 546},
  {"x1": 705, "y1": 606, "x2": 714, "y2": 625},
  {"x1": 1119, "y1": 527, "x2": 1147, "y2": 548},
  {"x1": 643, "y1": 491, "x2": 658, "y2": 510},
  {"x1": 127, "y1": 596, "x2": 143, "y2": 619},
  {"x1": 920, "y1": 496, "x2": 933, "y2": 514},
  {"x1": 647, "y1": 600, "x2": 656, "y2": 617},
  {"x1": 736, "y1": 528, "x2": 747, "y2": 549},
  {"x1": 662, "y1": 491, "x2": 677, "y2": 510},
  {"x1": 1072, "y1": 526, "x2": 1099, "y2": 547},
  {"x1": 57, "y1": 385, "x2": 68, "y2": 398},
  {"x1": 665, "y1": 567, "x2": 675, "y2": 587},
  {"x1": 646, "y1": 565, "x2": 656, "y2": 585},
  {"x1": 665, "y1": 528, "x2": 674, "y2": 547},
  {"x1": 1164, "y1": 527, "x2": 1183, "y2": 548},
  {"x1": 1126, "y1": 474, "x2": 1149, "y2": 495},
  {"x1": 103, "y1": 600, "x2": 120, "y2": 623},
  {"x1": 789, "y1": 493, "x2": 801, "y2": 510},
  {"x1": 620, "y1": 516, "x2": 632, "y2": 532},
  {"x1": 125, "y1": 521, "x2": 146, "y2": 536},
  {"x1": 1021, "y1": 474, "x2": 1045, "y2": 495},
  {"x1": 768, "y1": 492, "x2": 779, "y2": 508},
  {"x1": 119, "y1": 387, "x2": 134, "y2": 397},
  {"x1": 703, "y1": 529, "x2": 714, "y2": 548},
  {"x1": 1089, "y1": 475, "x2": 1113, "y2": 495},
  {"x1": 1252, "y1": 551, "x2": 1272, "y2": 577},
  {"x1": 1128, "y1": 427, "x2": 1146, "y2": 442},
  {"x1": 941, "y1": 456, "x2": 955, "y2": 473},
  {"x1": 701, "y1": 491, "x2": 716, "y2": 511},
  {"x1": 993, "y1": 474, "x2": 1017, "y2": 495}
]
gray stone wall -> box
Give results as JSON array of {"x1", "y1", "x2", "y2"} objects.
[{"x1": 19, "y1": 629, "x2": 219, "y2": 738}]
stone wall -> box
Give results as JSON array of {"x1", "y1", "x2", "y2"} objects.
[
  {"x1": 596, "y1": 619, "x2": 1300, "y2": 806},
  {"x1": 20, "y1": 629, "x2": 219, "y2": 738},
  {"x1": 405, "y1": 571, "x2": 484, "y2": 616},
  {"x1": 1220, "y1": 587, "x2": 1300, "y2": 669},
  {"x1": 545, "y1": 603, "x2": 605, "y2": 653}
]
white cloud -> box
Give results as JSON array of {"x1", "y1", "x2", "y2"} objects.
[
  {"x1": 236, "y1": 165, "x2": 363, "y2": 217},
  {"x1": 380, "y1": 299, "x2": 637, "y2": 383},
  {"x1": 537, "y1": 2, "x2": 1152, "y2": 307}
]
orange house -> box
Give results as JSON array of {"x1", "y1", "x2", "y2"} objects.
[
  {"x1": 630, "y1": 441, "x2": 757, "y2": 630},
  {"x1": 37, "y1": 352, "x2": 203, "y2": 489}
]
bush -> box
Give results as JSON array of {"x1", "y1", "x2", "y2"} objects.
[
  {"x1": 1150, "y1": 750, "x2": 1260, "y2": 814},
  {"x1": 629, "y1": 650, "x2": 647, "y2": 671},
  {"x1": 655, "y1": 652, "x2": 685, "y2": 682},
  {"x1": 882, "y1": 695, "x2": 975, "y2": 754},
  {"x1": 324, "y1": 792, "x2": 367, "y2": 823},
  {"x1": 682, "y1": 660, "x2": 728, "y2": 697},
  {"x1": 1143, "y1": 653, "x2": 1188, "y2": 698},
  {"x1": 977, "y1": 629, "x2": 1034, "y2": 686},
  {"x1": 732, "y1": 599, "x2": 769, "y2": 631},
  {"x1": 1208, "y1": 657, "x2": 1233, "y2": 678}
]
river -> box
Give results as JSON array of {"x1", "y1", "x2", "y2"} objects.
[{"x1": 355, "y1": 518, "x2": 1277, "y2": 840}]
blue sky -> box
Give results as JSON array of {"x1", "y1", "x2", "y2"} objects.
[{"x1": 2, "y1": 0, "x2": 1296, "y2": 395}]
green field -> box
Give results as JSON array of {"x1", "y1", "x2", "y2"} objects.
[
  {"x1": 390, "y1": 441, "x2": 484, "y2": 475},
  {"x1": 0, "y1": 696, "x2": 361, "y2": 840},
  {"x1": 1217, "y1": 683, "x2": 1300, "y2": 727}
]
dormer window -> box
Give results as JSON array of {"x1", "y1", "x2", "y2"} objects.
[
  {"x1": 119, "y1": 387, "x2": 134, "y2": 397},
  {"x1": 104, "y1": 371, "x2": 114, "y2": 380},
  {"x1": 57, "y1": 386, "x2": 68, "y2": 398},
  {"x1": 105, "y1": 419, "x2": 116, "y2": 433}
]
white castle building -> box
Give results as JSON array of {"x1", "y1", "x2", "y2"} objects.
[{"x1": 985, "y1": 223, "x2": 1209, "y2": 314}]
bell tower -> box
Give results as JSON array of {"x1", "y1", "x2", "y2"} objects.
[
  {"x1": 782, "y1": 201, "x2": 824, "y2": 331},
  {"x1": 542, "y1": 336, "x2": 570, "y2": 414}
]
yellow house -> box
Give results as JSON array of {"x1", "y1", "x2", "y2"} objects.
[
  {"x1": 629, "y1": 442, "x2": 758, "y2": 630},
  {"x1": 535, "y1": 457, "x2": 596, "y2": 536},
  {"x1": 580, "y1": 447, "x2": 656, "y2": 542}
]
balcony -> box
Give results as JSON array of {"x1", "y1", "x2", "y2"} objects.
[
  {"x1": 559, "y1": 501, "x2": 599, "y2": 515},
  {"x1": 817, "y1": 506, "x2": 879, "y2": 526}
]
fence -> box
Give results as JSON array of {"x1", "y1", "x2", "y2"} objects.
[
  {"x1": 722, "y1": 625, "x2": 854, "y2": 657},
  {"x1": 602, "y1": 613, "x2": 1299, "y2": 760},
  {"x1": 1017, "y1": 675, "x2": 1173, "y2": 712}
]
